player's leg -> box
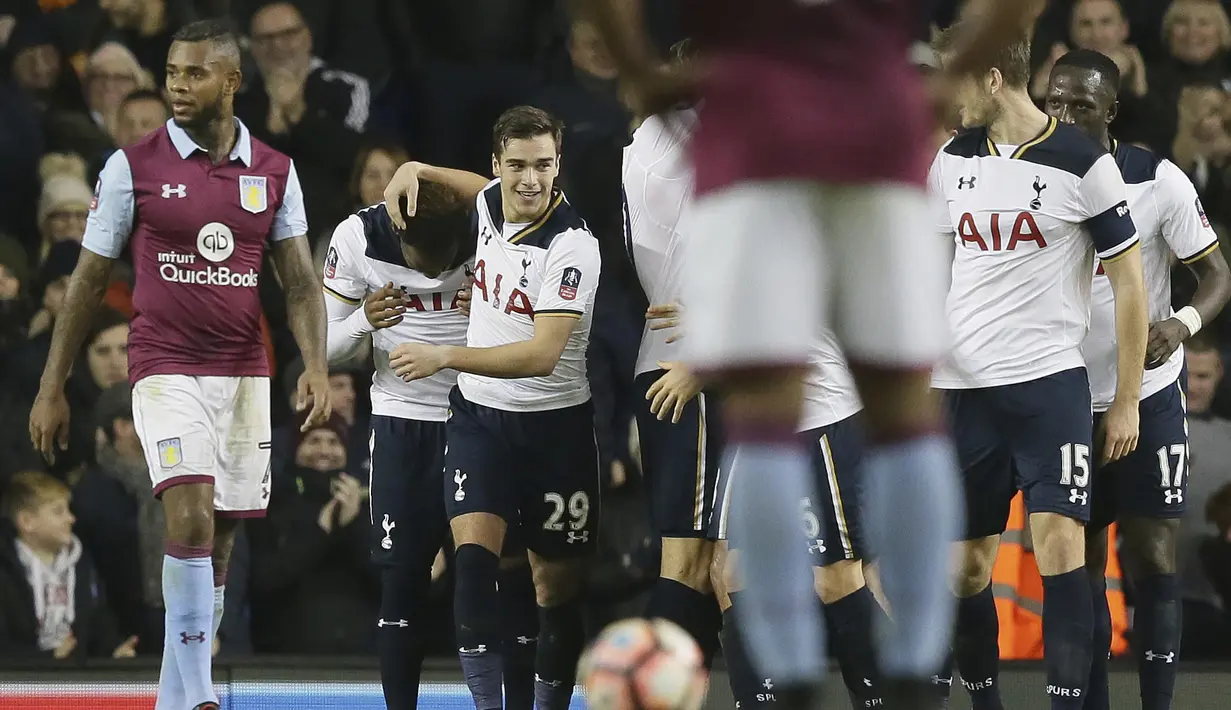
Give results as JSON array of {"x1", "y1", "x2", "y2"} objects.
[
  {"x1": 943, "y1": 388, "x2": 1014, "y2": 710},
  {"x1": 499, "y1": 539, "x2": 539, "y2": 710},
  {"x1": 370, "y1": 417, "x2": 449, "y2": 710},
  {"x1": 444, "y1": 389, "x2": 515, "y2": 710},
  {"x1": 1113, "y1": 380, "x2": 1190, "y2": 710},
  {"x1": 824, "y1": 183, "x2": 961, "y2": 700},
  {"x1": 635, "y1": 371, "x2": 723, "y2": 666},
  {"x1": 1083, "y1": 425, "x2": 1116, "y2": 710},
  {"x1": 521, "y1": 400, "x2": 603, "y2": 710},
  {"x1": 132, "y1": 375, "x2": 220, "y2": 710},
  {"x1": 807, "y1": 417, "x2": 888, "y2": 708},
  {"x1": 682, "y1": 181, "x2": 826, "y2": 702},
  {"x1": 1013, "y1": 369, "x2": 1097, "y2": 710}
]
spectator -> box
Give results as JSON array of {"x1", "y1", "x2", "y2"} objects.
[
  {"x1": 36, "y1": 154, "x2": 92, "y2": 261},
  {"x1": 236, "y1": 1, "x2": 368, "y2": 232},
  {"x1": 112, "y1": 88, "x2": 169, "y2": 149},
  {"x1": 72, "y1": 383, "x2": 162, "y2": 643},
  {"x1": 0, "y1": 234, "x2": 33, "y2": 355},
  {"x1": 82, "y1": 42, "x2": 154, "y2": 141},
  {"x1": 349, "y1": 140, "x2": 409, "y2": 210},
  {"x1": 1168, "y1": 85, "x2": 1231, "y2": 205},
  {"x1": 0, "y1": 471, "x2": 137, "y2": 660},
  {"x1": 0, "y1": 236, "x2": 40, "y2": 485},
  {"x1": 246, "y1": 410, "x2": 378, "y2": 654},
  {"x1": 1178, "y1": 336, "x2": 1231, "y2": 657},
  {"x1": 95, "y1": 0, "x2": 195, "y2": 86},
  {"x1": 1143, "y1": 0, "x2": 1231, "y2": 149},
  {"x1": 1201, "y1": 485, "x2": 1231, "y2": 640},
  {"x1": 6, "y1": 15, "x2": 87, "y2": 117}
]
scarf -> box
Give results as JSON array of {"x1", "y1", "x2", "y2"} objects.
[
  {"x1": 15, "y1": 536, "x2": 82, "y2": 652},
  {"x1": 97, "y1": 445, "x2": 167, "y2": 608}
]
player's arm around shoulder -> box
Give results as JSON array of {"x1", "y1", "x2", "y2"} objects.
[{"x1": 383, "y1": 161, "x2": 492, "y2": 230}]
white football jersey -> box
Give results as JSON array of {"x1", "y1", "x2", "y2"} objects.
[
  {"x1": 461, "y1": 180, "x2": 602, "y2": 412},
  {"x1": 623, "y1": 109, "x2": 698, "y2": 376},
  {"x1": 930, "y1": 118, "x2": 1139, "y2": 389},
  {"x1": 1083, "y1": 141, "x2": 1219, "y2": 411},
  {"x1": 799, "y1": 332, "x2": 863, "y2": 433},
  {"x1": 322, "y1": 205, "x2": 472, "y2": 421}
]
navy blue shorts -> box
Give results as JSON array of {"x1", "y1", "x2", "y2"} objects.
[
  {"x1": 709, "y1": 413, "x2": 867, "y2": 567},
  {"x1": 1091, "y1": 374, "x2": 1189, "y2": 528},
  {"x1": 634, "y1": 370, "x2": 724, "y2": 538},
  {"x1": 368, "y1": 415, "x2": 449, "y2": 568},
  {"x1": 944, "y1": 367, "x2": 1094, "y2": 540},
  {"x1": 444, "y1": 387, "x2": 600, "y2": 559}
]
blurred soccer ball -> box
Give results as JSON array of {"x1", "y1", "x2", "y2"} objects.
[{"x1": 579, "y1": 618, "x2": 708, "y2": 710}]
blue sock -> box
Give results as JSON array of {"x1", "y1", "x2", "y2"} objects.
[
  {"x1": 154, "y1": 610, "x2": 184, "y2": 710},
  {"x1": 865, "y1": 433, "x2": 962, "y2": 678},
  {"x1": 1084, "y1": 574, "x2": 1111, "y2": 710},
  {"x1": 1042, "y1": 569, "x2": 1094, "y2": 710},
  {"x1": 163, "y1": 552, "x2": 217, "y2": 707},
  {"x1": 724, "y1": 434, "x2": 824, "y2": 684},
  {"x1": 1135, "y1": 573, "x2": 1181, "y2": 710}
]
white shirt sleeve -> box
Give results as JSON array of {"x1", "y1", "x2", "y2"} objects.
[
  {"x1": 928, "y1": 150, "x2": 954, "y2": 239},
  {"x1": 536, "y1": 230, "x2": 602, "y2": 317},
  {"x1": 271, "y1": 160, "x2": 309, "y2": 242},
  {"x1": 1078, "y1": 154, "x2": 1139, "y2": 260},
  {"x1": 323, "y1": 216, "x2": 374, "y2": 365},
  {"x1": 1156, "y1": 159, "x2": 1220, "y2": 264},
  {"x1": 81, "y1": 150, "x2": 135, "y2": 259}
]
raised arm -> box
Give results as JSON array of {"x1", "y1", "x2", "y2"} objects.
[{"x1": 383, "y1": 161, "x2": 490, "y2": 229}]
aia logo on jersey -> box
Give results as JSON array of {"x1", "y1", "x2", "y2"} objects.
[
  {"x1": 559, "y1": 267, "x2": 582, "y2": 300},
  {"x1": 957, "y1": 212, "x2": 1047, "y2": 251},
  {"x1": 1197, "y1": 197, "x2": 1211, "y2": 229},
  {"x1": 324, "y1": 247, "x2": 339, "y2": 279}
]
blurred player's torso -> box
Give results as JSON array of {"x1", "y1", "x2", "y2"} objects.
[
  {"x1": 325, "y1": 206, "x2": 473, "y2": 420},
  {"x1": 931, "y1": 120, "x2": 1136, "y2": 389},
  {"x1": 682, "y1": 0, "x2": 932, "y2": 194},
  {"x1": 124, "y1": 121, "x2": 290, "y2": 382},
  {"x1": 463, "y1": 179, "x2": 598, "y2": 411},
  {"x1": 622, "y1": 108, "x2": 697, "y2": 375},
  {"x1": 1083, "y1": 141, "x2": 1220, "y2": 411}
]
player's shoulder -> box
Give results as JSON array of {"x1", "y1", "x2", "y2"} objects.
[
  {"x1": 119, "y1": 123, "x2": 170, "y2": 167},
  {"x1": 1014, "y1": 120, "x2": 1108, "y2": 178},
  {"x1": 517, "y1": 191, "x2": 594, "y2": 251},
  {"x1": 244, "y1": 127, "x2": 293, "y2": 176},
  {"x1": 352, "y1": 203, "x2": 404, "y2": 266},
  {"x1": 942, "y1": 126, "x2": 992, "y2": 159},
  {"x1": 1111, "y1": 139, "x2": 1165, "y2": 185}
]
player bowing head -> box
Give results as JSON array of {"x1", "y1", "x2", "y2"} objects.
[
  {"x1": 165, "y1": 19, "x2": 242, "y2": 131},
  {"x1": 394, "y1": 182, "x2": 472, "y2": 278},
  {"x1": 491, "y1": 106, "x2": 563, "y2": 223},
  {"x1": 939, "y1": 27, "x2": 1033, "y2": 128}
]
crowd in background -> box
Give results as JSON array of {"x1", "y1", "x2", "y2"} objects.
[{"x1": 3, "y1": 0, "x2": 1231, "y2": 663}]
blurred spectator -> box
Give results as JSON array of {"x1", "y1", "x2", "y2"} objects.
[
  {"x1": 71, "y1": 383, "x2": 160, "y2": 641},
  {"x1": 246, "y1": 410, "x2": 378, "y2": 654},
  {"x1": 0, "y1": 234, "x2": 33, "y2": 355},
  {"x1": 1032, "y1": 0, "x2": 1148, "y2": 99},
  {"x1": 7, "y1": 15, "x2": 88, "y2": 117},
  {"x1": 236, "y1": 1, "x2": 368, "y2": 232},
  {"x1": 95, "y1": 0, "x2": 195, "y2": 87},
  {"x1": 36, "y1": 154, "x2": 92, "y2": 261},
  {"x1": 79, "y1": 307, "x2": 130, "y2": 393},
  {"x1": 1179, "y1": 337, "x2": 1231, "y2": 657},
  {"x1": 230, "y1": 0, "x2": 391, "y2": 82},
  {"x1": 1142, "y1": 0, "x2": 1231, "y2": 149},
  {"x1": 0, "y1": 471, "x2": 136, "y2": 660},
  {"x1": 83, "y1": 42, "x2": 154, "y2": 141},
  {"x1": 1199, "y1": 483, "x2": 1231, "y2": 656},
  {"x1": 349, "y1": 140, "x2": 408, "y2": 210},
  {"x1": 1169, "y1": 85, "x2": 1231, "y2": 201},
  {"x1": 112, "y1": 88, "x2": 169, "y2": 148},
  {"x1": 272, "y1": 358, "x2": 369, "y2": 479},
  {"x1": 0, "y1": 81, "x2": 45, "y2": 242}
]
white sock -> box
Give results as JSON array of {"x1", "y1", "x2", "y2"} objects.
[
  {"x1": 212, "y1": 585, "x2": 226, "y2": 642},
  {"x1": 163, "y1": 554, "x2": 219, "y2": 706},
  {"x1": 154, "y1": 611, "x2": 184, "y2": 710}
]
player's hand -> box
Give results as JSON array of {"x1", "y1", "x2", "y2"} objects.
[
  {"x1": 53, "y1": 632, "x2": 77, "y2": 660},
  {"x1": 646, "y1": 361, "x2": 702, "y2": 423},
  {"x1": 296, "y1": 369, "x2": 333, "y2": 431},
  {"x1": 1099, "y1": 399, "x2": 1140, "y2": 464},
  {"x1": 112, "y1": 635, "x2": 139, "y2": 659},
  {"x1": 331, "y1": 473, "x2": 363, "y2": 527},
  {"x1": 390, "y1": 343, "x2": 449, "y2": 381},
  {"x1": 646, "y1": 303, "x2": 683, "y2": 343},
  {"x1": 365, "y1": 282, "x2": 406, "y2": 329},
  {"x1": 457, "y1": 277, "x2": 473, "y2": 318},
  {"x1": 1145, "y1": 318, "x2": 1190, "y2": 369},
  {"x1": 29, "y1": 389, "x2": 71, "y2": 465},
  {"x1": 383, "y1": 162, "x2": 423, "y2": 230}
]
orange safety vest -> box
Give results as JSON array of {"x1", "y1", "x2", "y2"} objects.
[{"x1": 990, "y1": 492, "x2": 1128, "y2": 659}]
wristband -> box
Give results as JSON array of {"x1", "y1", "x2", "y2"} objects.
[{"x1": 1174, "y1": 305, "x2": 1203, "y2": 337}]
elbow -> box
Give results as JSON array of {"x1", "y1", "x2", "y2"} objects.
[{"x1": 528, "y1": 349, "x2": 562, "y2": 378}]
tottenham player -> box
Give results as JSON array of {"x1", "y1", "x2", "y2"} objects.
[
  {"x1": 586, "y1": 1, "x2": 1055, "y2": 703},
  {"x1": 1044, "y1": 50, "x2": 1231, "y2": 710},
  {"x1": 932, "y1": 30, "x2": 1149, "y2": 710},
  {"x1": 382, "y1": 106, "x2": 601, "y2": 710},
  {"x1": 322, "y1": 184, "x2": 474, "y2": 709},
  {"x1": 28, "y1": 20, "x2": 329, "y2": 710}
]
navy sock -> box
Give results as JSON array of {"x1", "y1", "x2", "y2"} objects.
[
  {"x1": 1135, "y1": 573, "x2": 1181, "y2": 710},
  {"x1": 454, "y1": 544, "x2": 503, "y2": 710},
  {"x1": 378, "y1": 565, "x2": 430, "y2": 710},
  {"x1": 932, "y1": 652, "x2": 955, "y2": 706},
  {"x1": 1041, "y1": 569, "x2": 1094, "y2": 710},
  {"x1": 823, "y1": 585, "x2": 885, "y2": 707},
  {"x1": 954, "y1": 585, "x2": 1004, "y2": 710},
  {"x1": 1084, "y1": 574, "x2": 1111, "y2": 710},
  {"x1": 646, "y1": 577, "x2": 722, "y2": 669},
  {"x1": 720, "y1": 600, "x2": 772, "y2": 709},
  {"x1": 498, "y1": 565, "x2": 539, "y2": 710},
  {"x1": 534, "y1": 599, "x2": 586, "y2": 710}
]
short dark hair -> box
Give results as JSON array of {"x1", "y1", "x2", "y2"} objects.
[
  {"x1": 492, "y1": 106, "x2": 563, "y2": 158},
  {"x1": 396, "y1": 182, "x2": 472, "y2": 262},
  {"x1": 3, "y1": 471, "x2": 70, "y2": 521},
  {"x1": 171, "y1": 18, "x2": 242, "y2": 62},
  {"x1": 934, "y1": 24, "x2": 1033, "y2": 90},
  {"x1": 121, "y1": 88, "x2": 168, "y2": 112},
  {"x1": 1053, "y1": 49, "x2": 1121, "y2": 93}
]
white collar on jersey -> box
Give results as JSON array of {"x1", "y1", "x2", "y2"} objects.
[{"x1": 165, "y1": 117, "x2": 254, "y2": 166}]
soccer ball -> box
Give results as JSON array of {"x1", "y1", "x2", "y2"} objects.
[{"x1": 579, "y1": 618, "x2": 708, "y2": 710}]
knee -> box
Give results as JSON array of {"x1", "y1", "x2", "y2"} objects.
[
  {"x1": 165, "y1": 502, "x2": 214, "y2": 547},
  {"x1": 531, "y1": 559, "x2": 584, "y2": 607},
  {"x1": 1123, "y1": 518, "x2": 1179, "y2": 576},
  {"x1": 661, "y1": 538, "x2": 714, "y2": 593},
  {"x1": 953, "y1": 538, "x2": 998, "y2": 597},
  {"x1": 1029, "y1": 512, "x2": 1086, "y2": 577},
  {"x1": 450, "y1": 512, "x2": 505, "y2": 554},
  {"x1": 815, "y1": 559, "x2": 865, "y2": 605}
]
